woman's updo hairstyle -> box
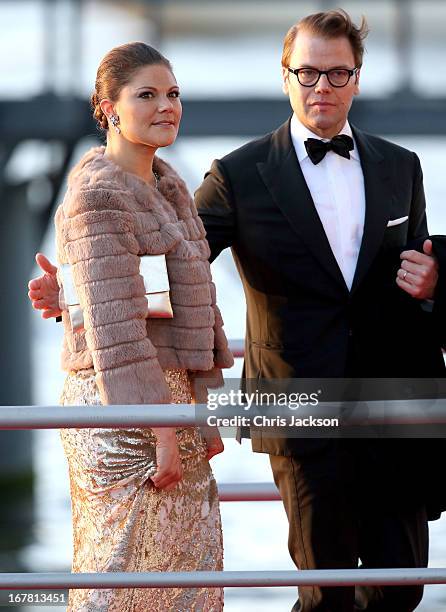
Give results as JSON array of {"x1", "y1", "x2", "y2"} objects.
[{"x1": 91, "y1": 42, "x2": 173, "y2": 131}]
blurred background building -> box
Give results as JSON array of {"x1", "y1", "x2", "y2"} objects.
[{"x1": 1, "y1": 0, "x2": 446, "y2": 610}]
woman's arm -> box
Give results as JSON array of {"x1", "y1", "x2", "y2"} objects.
[
  {"x1": 58, "y1": 187, "x2": 171, "y2": 405},
  {"x1": 59, "y1": 187, "x2": 182, "y2": 488}
]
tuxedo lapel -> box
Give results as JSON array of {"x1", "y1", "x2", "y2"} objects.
[
  {"x1": 257, "y1": 119, "x2": 348, "y2": 291},
  {"x1": 350, "y1": 127, "x2": 393, "y2": 293}
]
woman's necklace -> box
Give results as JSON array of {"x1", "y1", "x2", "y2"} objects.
[{"x1": 153, "y1": 170, "x2": 160, "y2": 190}]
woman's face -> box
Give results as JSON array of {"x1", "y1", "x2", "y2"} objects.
[{"x1": 111, "y1": 63, "x2": 182, "y2": 148}]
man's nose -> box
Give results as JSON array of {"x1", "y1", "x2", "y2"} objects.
[{"x1": 314, "y1": 73, "x2": 332, "y2": 93}]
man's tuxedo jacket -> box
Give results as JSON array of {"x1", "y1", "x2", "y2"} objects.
[{"x1": 195, "y1": 118, "x2": 446, "y2": 515}]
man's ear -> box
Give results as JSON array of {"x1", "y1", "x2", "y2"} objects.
[
  {"x1": 282, "y1": 66, "x2": 290, "y2": 95},
  {"x1": 353, "y1": 68, "x2": 361, "y2": 96}
]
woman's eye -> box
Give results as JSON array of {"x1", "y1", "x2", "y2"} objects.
[
  {"x1": 169, "y1": 91, "x2": 180, "y2": 98},
  {"x1": 139, "y1": 91, "x2": 154, "y2": 98}
]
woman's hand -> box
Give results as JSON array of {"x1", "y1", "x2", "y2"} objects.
[
  {"x1": 151, "y1": 428, "x2": 183, "y2": 491},
  {"x1": 200, "y1": 426, "x2": 224, "y2": 460},
  {"x1": 28, "y1": 253, "x2": 62, "y2": 318}
]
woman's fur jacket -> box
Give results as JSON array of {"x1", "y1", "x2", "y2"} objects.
[{"x1": 55, "y1": 147, "x2": 234, "y2": 405}]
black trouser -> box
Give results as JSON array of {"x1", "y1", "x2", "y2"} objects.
[{"x1": 269, "y1": 441, "x2": 428, "y2": 612}]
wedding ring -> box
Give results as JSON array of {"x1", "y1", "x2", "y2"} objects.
[{"x1": 403, "y1": 270, "x2": 408, "y2": 281}]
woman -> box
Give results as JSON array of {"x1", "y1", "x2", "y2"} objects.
[{"x1": 35, "y1": 42, "x2": 233, "y2": 611}]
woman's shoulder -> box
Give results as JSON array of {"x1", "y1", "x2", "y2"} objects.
[
  {"x1": 153, "y1": 155, "x2": 195, "y2": 215},
  {"x1": 64, "y1": 147, "x2": 134, "y2": 216}
]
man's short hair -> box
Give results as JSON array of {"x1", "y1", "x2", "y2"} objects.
[{"x1": 281, "y1": 9, "x2": 369, "y2": 69}]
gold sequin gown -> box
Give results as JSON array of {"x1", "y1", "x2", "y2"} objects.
[{"x1": 59, "y1": 368, "x2": 223, "y2": 612}]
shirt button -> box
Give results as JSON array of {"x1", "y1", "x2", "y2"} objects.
[{"x1": 348, "y1": 328, "x2": 353, "y2": 337}]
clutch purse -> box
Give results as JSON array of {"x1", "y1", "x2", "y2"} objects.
[{"x1": 59, "y1": 254, "x2": 173, "y2": 333}]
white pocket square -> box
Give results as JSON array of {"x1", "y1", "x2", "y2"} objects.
[{"x1": 387, "y1": 216, "x2": 408, "y2": 227}]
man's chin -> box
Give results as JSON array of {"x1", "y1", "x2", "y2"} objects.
[{"x1": 307, "y1": 117, "x2": 343, "y2": 138}]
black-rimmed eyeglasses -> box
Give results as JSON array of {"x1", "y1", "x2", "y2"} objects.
[{"x1": 287, "y1": 67, "x2": 358, "y2": 88}]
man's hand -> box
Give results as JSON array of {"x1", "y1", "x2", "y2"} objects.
[
  {"x1": 28, "y1": 253, "x2": 62, "y2": 319},
  {"x1": 396, "y1": 239, "x2": 439, "y2": 300}
]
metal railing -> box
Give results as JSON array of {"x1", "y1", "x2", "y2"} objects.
[
  {"x1": 1, "y1": 400, "x2": 446, "y2": 430},
  {"x1": 1, "y1": 568, "x2": 446, "y2": 590},
  {"x1": 219, "y1": 482, "x2": 280, "y2": 502},
  {"x1": 1, "y1": 336, "x2": 445, "y2": 591},
  {"x1": 1, "y1": 407, "x2": 445, "y2": 589}
]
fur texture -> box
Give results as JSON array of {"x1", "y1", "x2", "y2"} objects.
[{"x1": 55, "y1": 147, "x2": 233, "y2": 405}]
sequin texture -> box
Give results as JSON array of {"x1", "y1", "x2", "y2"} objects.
[{"x1": 59, "y1": 368, "x2": 223, "y2": 611}]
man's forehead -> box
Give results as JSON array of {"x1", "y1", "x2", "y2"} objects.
[{"x1": 289, "y1": 32, "x2": 355, "y2": 66}]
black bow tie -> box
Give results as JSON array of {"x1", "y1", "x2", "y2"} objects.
[{"x1": 304, "y1": 134, "x2": 354, "y2": 165}]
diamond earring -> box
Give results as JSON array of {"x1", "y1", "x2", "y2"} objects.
[{"x1": 109, "y1": 114, "x2": 121, "y2": 134}]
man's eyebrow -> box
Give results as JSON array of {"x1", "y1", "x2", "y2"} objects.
[{"x1": 298, "y1": 64, "x2": 352, "y2": 70}]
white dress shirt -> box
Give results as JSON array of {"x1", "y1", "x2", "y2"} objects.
[{"x1": 290, "y1": 114, "x2": 366, "y2": 290}]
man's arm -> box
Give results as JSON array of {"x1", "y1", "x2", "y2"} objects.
[
  {"x1": 28, "y1": 253, "x2": 62, "y2": 318},
  {"x1": 395, "y1": 153, "x2": 446, "y2": 345},
  {"x1": 396, "y1": 153, "x2": 439, "y2": 300},
  {"x1": 195, "y1": 159, "x2": 236, "y2": 263}
]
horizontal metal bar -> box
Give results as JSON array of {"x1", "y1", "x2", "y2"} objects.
[
  {"x1": 228, "y1": 338, "x2": 244, "y2": 358},
  {"x1": 1, "y1": 569, "x2": 446, "y2": 590},
  {"x1": 1, "y1": 400, "x2": 446, "y2": 429},
  {"x1": 218, "y1": 482, "x2": 280, "y2": 502},
  {"x1": 0, "y1": 405, "x2": 195, "y2": 430}
]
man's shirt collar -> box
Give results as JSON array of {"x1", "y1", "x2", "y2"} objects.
[{"x1": 290, "y1": 114, "x2": 359, "y2": 163}]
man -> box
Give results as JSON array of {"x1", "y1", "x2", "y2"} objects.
[
  {"x1": 29, "y1": 10, "x2": 444, "y2": 611},
  {"x1": 194, "y1": 10, "x2": 446, "y2": 611}
]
